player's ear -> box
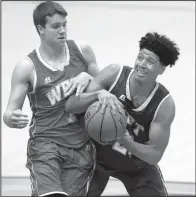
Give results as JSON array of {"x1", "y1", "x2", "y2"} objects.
[
  {"x1": 37, "y1": 25, "x2": 44, "y2": 35},
  {"x1": 159, "y1": 64, "x2": 166, "y2": 75}
]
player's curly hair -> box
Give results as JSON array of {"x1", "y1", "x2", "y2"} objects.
[{"x1": 139, "y1": 32, "x2": 180, "y2": 67}]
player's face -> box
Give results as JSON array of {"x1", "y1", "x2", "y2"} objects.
[
  {"x1": 40, "y1": 14, "x2": 67, "y2": 46},
  {"x1": 134, "y1": 48, "x2": 165, "y2": 82}
]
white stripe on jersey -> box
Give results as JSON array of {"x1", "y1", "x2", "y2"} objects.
[
  {"x1": 40, "y1": 191, "x2": 68, "y2": 196},
  {"x1": 109, "y1": 65, "x2": 124, "y2": 92},
  {"x1": 131, "y1": 83, "x2": 159, "y2": 112},
  {"x1": 125, "y1": 69, "x2": 160, "y2": 112},
  {"x1": 25, "y1": 56, "x2": 37, "y2": 94},
  {"x1": 150, "y1": 94, "x2": 171, "y2": 126},
  {"x1": 74, "y1": 40, "x2": 84, "y2": 56},
  {"x1": 155, "y1": 164, "x2": 169, "y2": 196},
  {"x1": 35, "y1": 44, "x2": 70, "y2": 71}
]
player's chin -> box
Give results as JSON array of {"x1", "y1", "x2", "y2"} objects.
[
  {"x1": 58, "y1": 38, "x2": 66, "y2": 45},
  {"x1": 135, "y1": 74, "x2": 148, "y2": 81},
  {"x1": 17, "y1": 125, "x2": 28, "y2": 129}
]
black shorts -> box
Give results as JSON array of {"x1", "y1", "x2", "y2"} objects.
[
  {"x1": 26, "y1": 137, "x2": 95, "y2": 197},
  {"x1": 87, "y1": 163, "x2": 168, "y2": 196}
]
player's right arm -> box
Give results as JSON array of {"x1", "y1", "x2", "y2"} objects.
[
  {"x1": 65, "y1": 64, "x2": 124, "y2": 114},
  {"x1": 3, "y1": 58, "x2": 33, "y2": 128},
  {"x1": 65, "y1": 41, "x2": 100, "y2": 96}
]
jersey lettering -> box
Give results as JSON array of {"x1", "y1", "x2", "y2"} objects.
[
  {"x1": 61, "y1": 80, "x2": 71, "y2": 98},
  {"x1": 46, "y1": 79, "x2": 71, "y2": 106},
  {"x1": 127, "y1": 114, "x2": 144, "y2": 136},
  {"x1": 112, "y1": 114, "x2": 144, "y2": 156},
  {"x1": 112, "y1": 142, "x2": 127, "y2": 155},
  {"x1": 127, "y1": 113, "x2": 135, "y2": 127}
]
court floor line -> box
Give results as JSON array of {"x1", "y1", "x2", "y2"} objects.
[{"x1": 2, "y1": 177, "x2": 195, "y2": 196}]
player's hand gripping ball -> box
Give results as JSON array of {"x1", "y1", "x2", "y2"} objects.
[{"x1": 85, "y1": 101, "x2": 127, "y2": 145}]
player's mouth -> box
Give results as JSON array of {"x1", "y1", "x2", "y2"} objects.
[
  {"x1": 136, "y1": 69, "x2": 147, "y2": 77},
  {"x1": 58, "y1": 36, "x2": 66, "y2": 41}
]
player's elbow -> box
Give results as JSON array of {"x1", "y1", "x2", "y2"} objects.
[
  {"x1": 148, "y1": 151, "x2": 163, "y2": 165},
  {"x1": 149, "y1": 157, "x2": 161, "y2": 165}
]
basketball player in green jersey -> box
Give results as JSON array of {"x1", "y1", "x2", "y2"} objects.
[
  {"x1": 3, "y1": 2, "x2": 100, "y2": 197},
  {"x1": 65, "y1": 32, "x2": 180, "y2": 196}
]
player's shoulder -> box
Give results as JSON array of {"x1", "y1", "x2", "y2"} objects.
[
  {"x1": 157, "y1": 82, "x2": 170, "y2": 95},
  {"x1": 105, "y1": 63, "x2": 122, "y2": 75},
  {"x1": 162, "y1": 95, "x2": 175, "y2": 110},
  {"x1": 156, "y1": 82, "x2": 174, "y2": 109},
  {"x1": 156, "y1": 94, "x2": 175, "y2": 123},
  {"x1": 16, "y1": 56, "x2": 34, "y2": 68},
  {"x1": 105, "y1": 64, "x2": 133, "y2": 79},
  {"x1": 93, "y1": 64, "x2": 122, "y2": 90},
  {"x1": 16, "y1": 56, "x2": 34, "y2": 71},
  {"x1": 72, "y1": 40, "x2": 96, "y2": 61},
  {"x1": 13, "y1": 56, "x2": 34, "y2": 79},
  {"x1": 74, "y1": 40, "x2": 90, "y2": 49},
  {"x1": 71, "y1": 40, "x2": 91, "y2": 54}
]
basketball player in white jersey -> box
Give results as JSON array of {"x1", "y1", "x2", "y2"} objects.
[{"x1": 3, "y1": 1, "x2": 100, "y2": 196}]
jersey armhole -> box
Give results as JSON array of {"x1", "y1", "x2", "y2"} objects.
[
  {"x1": 74, "y1": 40, "x2": 83, "y2": 56},
  {"x1": 108, "y1": 65, "x2": 124, "y2": 92},
  {"x1": 26, "y1": 56, "x2": 37, "y2": 94},
  {"x1": 69, "y1": 40, "x2": 89, "y2": 68},
  {"x1": 150, "y1": 94, "x2": 171, "y2": 126}
]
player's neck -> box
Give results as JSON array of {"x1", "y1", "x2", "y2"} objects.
[
  {"x1": 39, "y1": 42, "x2": 67, "y2": 71},
  {"x1": 39, "y1": 41, "x2": 67, "y2": 61},
  {"x1": 130, "y1": 76, "x2": 156, "y2": 98}
]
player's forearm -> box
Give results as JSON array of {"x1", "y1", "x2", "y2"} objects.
[
  {"x1": 118, "y1": 135, "x2": 162, "y2": 165},
  {"x1": 65, "y1": 92, "x2": 98, "y2": 114}
]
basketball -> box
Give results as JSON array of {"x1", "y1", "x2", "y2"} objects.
[{"x1": 84, "y1": 101, "x2": 127, "y2": 145}]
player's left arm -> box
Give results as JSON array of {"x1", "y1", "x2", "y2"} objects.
[
  {"x1": 118, "y1": 95, "x2": 175, "y2": 165},
  {"x1": 67, "y1": 42, "x2": 100, "y2": 96}
]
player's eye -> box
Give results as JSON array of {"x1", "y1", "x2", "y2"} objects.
[
  {"x1": 52, "y1": 24, "x2": 61, "y2": 29},
  {"x1": 147, "y1": 59, "x2": 156, "y2": 64},
  {"x1": 137, "y1": 55, "x2": 143, "y2": 61}
]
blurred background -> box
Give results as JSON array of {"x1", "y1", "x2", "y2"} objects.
[{"x1": 1, "y1": 1, "x2": 195, "y2": 196}]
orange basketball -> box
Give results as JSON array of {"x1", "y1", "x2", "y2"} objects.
[{"x1": 84, "y1": 101, "x2": 127, "y2": 145}]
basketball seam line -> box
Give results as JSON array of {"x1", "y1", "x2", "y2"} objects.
[
  {"x1": 86, "y1": 106, "x2": 99, "y2": 126},
  {"x1": 86, "y1": 105, "x2": 101, "y2": 140},
  {"x1": 110, "y1": 109, "x2": 118, "y2": 140},
  {"x1": 100, "y1": 106, "x2": 107, "y2": 143},
  {"x1": 117, "y1": 110, "x2": 127, "y2": 122}
]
